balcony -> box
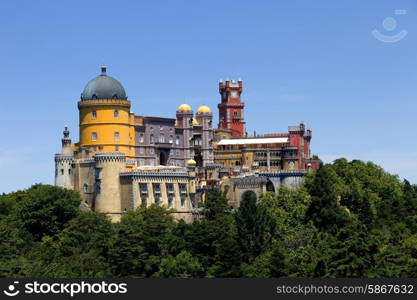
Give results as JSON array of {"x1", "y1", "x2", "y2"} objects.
[{"x1": 154, "y1": 142, "x2": 172, "y2": 149}]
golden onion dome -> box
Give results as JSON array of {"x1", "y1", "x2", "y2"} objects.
[
  {"x1": 197, "y1": 105, "x2": 211, "y2": 113},
  {"x1": 186, "y1": 159, "x2": 197, "y2": 166},
  {"x1": 178, "y1": 104, "x2": 192, "y2": 112}
]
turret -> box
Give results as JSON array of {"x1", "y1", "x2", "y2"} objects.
[
  {"x1": 77, "y1": 66, "x2": 134, "y2": 157},
  {"x1": 93, "y1": 152, "x2": 126, "y2": 222},
  {"x1": 218, "y1": 78, "x2": 245, "y2": 137},
  {"x1": 55, "y1": 125, "x2": 74, "y2": 188},
  {"x1": 196, "y1": 105, "x2": 214, "y2": 166},
  {"x1": 176, "y1": 104, "x2": 194, "y2": 161}
]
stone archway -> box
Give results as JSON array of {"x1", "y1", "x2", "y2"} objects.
[{"x1": 266, "y1": 179, "x2": 275, "y2": 193}]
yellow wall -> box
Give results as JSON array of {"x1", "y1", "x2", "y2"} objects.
[
  {"x1": 78, "y1": 100, "x2": 135, "y2": 158},
  {"x1": 282, "y1": 160, "x2": 298, "y2": 170}
]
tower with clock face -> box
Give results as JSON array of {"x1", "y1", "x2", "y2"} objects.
[{"x1": 217, "y1": 78, "x2": 246, "y2": 137}]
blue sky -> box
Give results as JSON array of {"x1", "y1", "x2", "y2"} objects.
[{"x1": 1, "y1": 0, "x2": 416, "y2": 193}]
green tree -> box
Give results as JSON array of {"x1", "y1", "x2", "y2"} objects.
[
  {"x1": 258, "y1": 187, "x2": 310, "y2": 246},
  {"x1": 109, "y1": 210, "x2": 147, "y2": 277},
  {"x1": 140, "y1": 204, "x2": 176, "y2": 276},
  {"x1": 370, "y1": 245, "x2": 410, "y2": 277},
  {"x1": 241, "y1": 244, "x2": 289, "y2": 278},
  {"x1": 154, "y1": 251, "x2": 202, "y2": 278},
  {"x1": 403, "y1": 180, "x2": 417, "y2": 216},
  {"x1": 0, "y1": 218, "x2": 33, "y2": 276},
  {"x1": 401, "y1": 234, "x2": 417, "y2": 277},
  {"x1": 315, "y1": 223, "x2": 381, "y2": 277},
  {"x1": 330, "y1": 159, "x2": 405, "y2": 227},
  {"x1": 0, "y1": 191, "x2": 22, "y2": 219},
  {"x1": 5, "y1": 211, "x2": 115, "y2": 278},
  {"x1": 58, "y1": 211, "x2": 114, "y2": 257},
  {"x1": 15, "y1": 184, "x2": 81, "y2": 240},
  {"x1": 13, "y1": 236, "x2": 112, "y2": 278},
  {"x1": 305, "y1": 165, "x2": 353, "y2": 232},
  {"x1": 203, "y1": 189, "x2": 230, "y2": 220},
  {"x1": 235, "y1": 191, "x2": 264, "y2": 262},
  {"x1": 110, "y1": 204, "x2": 175, "y2": 277},
  {"x1": 174, "y1": 209, "x2": 242, "y2": 276},
  {"x1": 206, "y1": 214, "x2": 242, "y2": 277}
]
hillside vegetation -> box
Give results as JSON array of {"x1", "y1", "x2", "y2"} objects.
[{"x1": 0, "y1": 158, "x2": 416, "y2": 277}]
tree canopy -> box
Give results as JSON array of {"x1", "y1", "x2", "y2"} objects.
[{"x1": 1, "y1": 158, "x2": 416, "y2": 278}]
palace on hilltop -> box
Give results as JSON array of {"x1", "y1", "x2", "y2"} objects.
[{"x1": 55, "y1": 66, "x2": 320, "y2": 221}]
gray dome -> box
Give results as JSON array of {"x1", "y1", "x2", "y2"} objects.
[{"x1": 81, "y1": 66, "x2": 127, "y2": 100}]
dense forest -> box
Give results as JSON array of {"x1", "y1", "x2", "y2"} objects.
[{"x1": 0, "y1": 158, "x2": 416, "y2": 278}]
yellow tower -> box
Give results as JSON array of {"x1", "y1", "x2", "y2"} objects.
[{"x1": 77, "y1": 65, "x2": 135, "y2": 158}]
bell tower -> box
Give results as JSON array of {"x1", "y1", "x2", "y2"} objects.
[{"x1": 218, "y1": 78, "x2": 245, "y2": 137}]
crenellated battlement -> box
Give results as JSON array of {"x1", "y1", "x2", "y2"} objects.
[
  {"x1": 219, "y1": 78, "x2": 243, "y2": 90},
  {"x1": 78, "y1": 99, "x2": 131, "y2": 109},
  {"x1": 94, "y1": 152, "x2": 126, "y2": 162},
  {"x1": 259, "y1": 170, "x2": 307, "y2": 177},
  {"x1": 120, "y1": 170, "x2": 190, "y2": 179},
  {"x1": 234, "y1": 175, "x2": 267, "y2": 189},
  {"x1": 54, "y1": 154, "x2": 74, "y2": 162}
]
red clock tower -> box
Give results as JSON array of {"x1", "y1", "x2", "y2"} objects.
[{"x1": 218, "y1": 78, "x2": 245, "y2": 137}]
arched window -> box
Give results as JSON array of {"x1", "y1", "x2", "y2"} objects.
[
  {"x1": 91, "y1": 132, "x2": 97, "y2": 141},
  {"x1": 159, "y1": 133, "x2": 165, "y2": 143},
  {"x1": 114, "y1": 132, "x2": 120, "y2": 142},
  {"x1": 114, "y1": 110, "x2": 119, "y2": 119},
  {"x1": 169, "y1": 135, "x2": 173, "y2": 143},
  {"x1": 83, "y1": 184, "x2": 88, "y2": 193},
  {"x1": 150, "y1": 134, "x2": 154, "y2": 143},
  {"x1": 115, "y1": 145, "x2": 119, "y2": 151},
  {"x1": 233, "y1": 111, "x2": 238, "y2": 119},
  {"x1": 60, "y1": 169, "x2": 64, "y2": 175},
  {"x1": 175, "y1": 136, "x2": 180, "y2": 145},
  {"x1": 139, "y1": 134, "x2": 144, "y2": 143},
  {"x1": 91, "y1": 110, "x2": 97, "y2": 119}
]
